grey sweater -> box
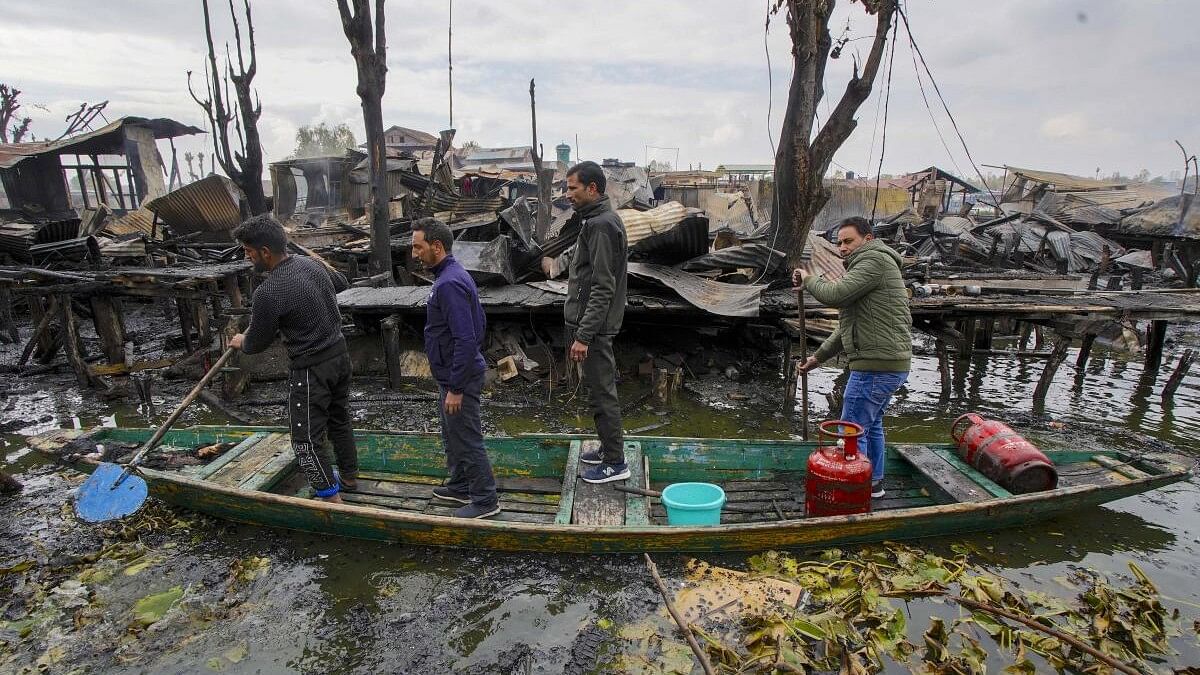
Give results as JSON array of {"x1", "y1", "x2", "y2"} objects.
[{"x1": 241, "y1": 255, "x2": 350, "y2": 368}]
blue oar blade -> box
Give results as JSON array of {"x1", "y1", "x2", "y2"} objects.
[{"x1": 75, "y1": 463, "x2": 149, "y2": 523}]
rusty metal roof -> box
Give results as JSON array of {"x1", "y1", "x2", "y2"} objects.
[
  {"x1": 627, "y1": 262, "x2": 761, "y2": 317},
  {"x1": 1004, "y1": 166, "x2": 1128, "y2": 191},
  {"x1": 144, "y1": 175, "x2": 241, "y2": 243}
]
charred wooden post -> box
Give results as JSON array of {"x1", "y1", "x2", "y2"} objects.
[
  {"x1": 529, "y1": 79, "x2": 552, "y2": 242},
  {"x1": 958, "y1": 319, "x2": 976, "y2": 360},
  {"x1": 1145, "y1": 320, "x2": 1168, "y2": 374},
  {"x1": 652, "y1": 367, "x2": 682, "y2": 404},
  {"x1": 975, "y1": 318, "x2": 995, "y2": 350},
  {"x1": 1075, "y1": 333, "x2": 1097, "y2": 370},
  {"x1": 221, "y1": 315, "x2": 250, "y2": 399},
  {"x1": 193, "y1": 300, "x2": 212, "y2": 349},
  {"x1": 381, "y1": 314, "x2": 404, "y2": 389},
  {"x1": 1017, "y1": 321, "x2": 1032, "y2": 353},
  {"x1": 89, "y1": 295, "x2": 127, "y2": 365},
  {"x1": 1032, "y1": 337, "x2": 1071, "y2": 406},
  {"x1": 19, "y1": 295, "x2": 60, "y2": 366},
  {"x1": 58, "y1": 295, "x2": 93, "y2": 388},
  {"x1": 936, "y1": 339, "x2": 951, "y2": 399},
  {"x1": 176, "y1": 299, "x2": 196, "y2": 353},
  {"x1": 0, "y1": 287, "x2": 16, "y2": 344},
  {"x1": 1162, "y1": 349, "x2": 1195, "y2": 404}
]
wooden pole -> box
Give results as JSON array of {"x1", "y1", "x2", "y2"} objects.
[
  {"x1": 797, "y1": 288, "x2": 809, "y2": 441},
  {"x1": 18, "y1": 295, "x2": 59, "y2": 366},
  {"x1": 221, "y1": 315, "x2": 250, "y2": 399},
  {"x1": 28, "y1": 296, "x2": 61, "y2": 364},
  {"x1": 936, "y1": 339, "x2": 951, "y2": 399},
  {"x1": 89, "y1": 296, "x2": 127, "y2": 365},
  {"x1": 643, "y1": 554, "x2": 717, "y2": 675},
  {"x1": 1144, "y1": 320, "x2": 1167, "y2": 374},
  {"x1": 382, "y1": 314, "x2": 404, "y2": 390},
  {"x1": 1032, "y1": 337, "x2": 1071, "y2": 405},
  {"x1": 58, "y1": 296, "x2": 93, "y2": 388},
  {"x1": 958, "y1": 319, "x2": 977, "y2": 360},
  {"x1": 1161, "y1": 349, "x2": 1195, "y2": 403},
  {"x1": 0, "y1": 287, "x2": 16, "y2": 344},
  {"x1": 1075, "y1": 333, "x2": 1097, "y2": 370}
]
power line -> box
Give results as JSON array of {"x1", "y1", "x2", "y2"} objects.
[
  {"x1": 870, "y1": 13, "x2": 899, "y2": 221},
  {"x1": 896, "y1": 2, "x2": 999, "y2": 207},
  {"x1": 753, "y1": 0, "x2": 783, "y2": 285},
  {"x1": 902, "y1": 10, "x2": 968, "y2": 185}
]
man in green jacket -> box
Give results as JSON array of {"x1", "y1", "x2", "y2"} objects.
[
  {"x1": 541, "y1": 161, "x2": 630, "y2": 484},
  {"x1": 793, "y1": 216, "x2": 912, "y2": 498}
]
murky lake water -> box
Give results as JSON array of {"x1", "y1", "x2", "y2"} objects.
[{"x1": 2, "y1": 329, "x2": 1198, "y2": 673}]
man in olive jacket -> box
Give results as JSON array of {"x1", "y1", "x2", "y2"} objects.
[
  {"x1": 542, "y1": 161, "x2": 630, "y2": 484},
  {"x1": 794, "y1": 216, "x2": 912, "y2": 498}
]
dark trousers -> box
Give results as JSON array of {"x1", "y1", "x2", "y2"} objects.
[
  {"x1": 580, "y1": 334, "x2": 625, "y2": 465},
  {"x1": 438, "y1": 374, "x2": 498, "y2": 508},
  {"x1": 289, "y1": 353, "x2": 358, "y2": 497}
]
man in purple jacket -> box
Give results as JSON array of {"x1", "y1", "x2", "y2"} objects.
[{"x1": 411, "y1": 217, "x2": 499, "y2": 519}]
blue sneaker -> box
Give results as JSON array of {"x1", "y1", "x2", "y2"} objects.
[
  {"x1": 581, "y1": 463, "x2": 630, "y2": 484},
  {"x1": 580, "y1": 447, "x2": 603, "y2": 465},
  {"x1": 432, "y1": 486, "x2": 470, "y2": 504}
]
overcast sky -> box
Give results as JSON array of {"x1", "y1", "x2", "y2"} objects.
[{"x1": 3, "y1": 1, "x2": 1197, "y2": 181}]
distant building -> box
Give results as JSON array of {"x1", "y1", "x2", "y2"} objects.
[
  {"x1": 459, "y1": 146, "x2": 537, "y2": 173},
  {"x1": 381, "y1": 125, "x2": 438, "y2": 153},
  {"x1": 716, "y1": 164, "x2": 774, "y2": 183}
]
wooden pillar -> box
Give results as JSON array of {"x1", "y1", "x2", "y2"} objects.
[
  {"x1": 347, "y1": 256, "x2": 361, "y2": 282},
  {"x1": 89, "y1": 295, "x2": 127, "y2": 365},
  {"x1": 176, "y1": 298, "x2": 195, "y2": 353},
  {"x1": 382, "y1": 314, "x2": 404, "y2": 389},
  {"x1": 1018, "y1": 322, "x2": 1032, "y2": 353},
  {"x1": 192, "y1": 300, "x2": 212, "y2": 349},
  {"x1": 958, "y1": 319, "x2": 977, "y2": 360},
  {"x1": 221, "y1": 274, "x2": 244, "y2": 309},
  {"x1": 1034, "y1": 326, "x2": 1045, "y2": 351},
  {"x1": 1075, "y1": 333, "x2": 1097, "y2": 369},
  {"x1": 0, "y1": 287, "x2": 17, "y2": 344},
  {"x1": 975, "y1": 318, "x2": 995, "y2": 350},
  {"x1": 58, "y1": 295, "x2": 93, "y2": 388},
  {"x1": 1162, "y1": 349, "x2": 1195, "y2": 404},
  {"x1": 29, "y1": 294, "x2": 61, "y2": 362},
  {"x1": 221, "y1": 315, "x2": 251, "y2": 399},
  {"x1": 936, "y1": 339, "x2": 951, "y2": 399},
  {"x1": 783, "y1": 331, "x2": 795, "y2": 403},
  {"x1": 1032, "y1": 337, "x2": 1071, "y2": 406},
  {"x1": 653, "y1": 367, "x2": 683, "y2": 404},
  {"x1": 1145, "y1": 320, "x2": 1168, "y2": 374}
]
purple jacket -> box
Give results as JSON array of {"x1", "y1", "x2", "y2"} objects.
[{"x1": 424, "y1": 255, "x2": 487, "y2": 392}]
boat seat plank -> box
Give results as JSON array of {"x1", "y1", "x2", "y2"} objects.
[
  {"x1": 238, "y1": 448, "x2": 296, "y2": 492},
  {"x1": 356, "y1": 470, "x2": 564, "y2": 495},
  {"x1": 554, "y1": 441, "x2": 583, "y2": 525},
  {"x1": 572, "y1": 441, "x2": 642, "y2": 526},
  {"x1": 626, "y1": 443, "x2": 650, "y2": 526},
  {"x1": 928, "y1": 446, "x2": 1012, "y2": 498},
  {"x1": 895, "y1": 444, "x2": 991, "y2": 503},
  {"x1": 1091, "y1": 454, "x2": 1151, "y2": 480},
  {"x1": 208, "y1": 433, "x2": 291, "y2": 487},
  {"x1": 191, "y1": 432, "x2": 270, "y2": 479}
]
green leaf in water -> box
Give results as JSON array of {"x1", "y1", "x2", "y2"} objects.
[{"x1": 132, "y1": 585, "x2": 183, "y2": 627}]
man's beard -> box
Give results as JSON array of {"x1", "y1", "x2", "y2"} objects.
[{"x1": 252, "y1": 259, "x2": 269, "y2": 273}]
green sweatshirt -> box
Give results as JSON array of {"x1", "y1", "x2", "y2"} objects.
[{"x1": 804, "y1": 239, "x2": 912, "y2": 372}]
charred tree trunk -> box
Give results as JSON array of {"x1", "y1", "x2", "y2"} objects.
[
  {"x1": 187, "y1": 0, "x2": 268, "y2": 215},
  {"x1": 529, "y1": 79, "x2": 552, "y2": 242},
  {"x1": 773, "y1": 0, "x2": 896, "y2": 263},
  {"x1": 338, "y1": 0, "x2": 394, "y2": 284}
]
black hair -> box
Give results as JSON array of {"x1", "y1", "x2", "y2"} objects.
[
  {"x1": 836, "y1": 216, "x2": 873, "y2": 237},
  {"x1": 412, "y1": 217, "x2": 454, "y2": 253},
  {"x1": 232, "y1": 214, "x2": 288, "y2": 254},
  {"x1": 566, "y1": 161, "x2": 606, "y2": 194}
]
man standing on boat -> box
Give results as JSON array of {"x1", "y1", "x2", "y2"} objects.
[
  {"x1": 412, "y1": 218, "x2": 500, "y2": 519},
  {"x1": 541, "y1": 161, "x2": 630, "y2": 484},
  {"x1": 229, "y1": 215, "x2": 357, "y2": 504},
  {"x1": 793, "y1": 216, "x2": 911, "y2": 499}
]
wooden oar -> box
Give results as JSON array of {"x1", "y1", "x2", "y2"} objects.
[
  {"x1": 797, "y1": 286, "x2": 810, "y2": 441},
  {"x1": 75, "y1": 348, "x2": 235, "y2": 523},
  {"x1": 612, "y1": 485, "x2": 766, "y2": 515}
]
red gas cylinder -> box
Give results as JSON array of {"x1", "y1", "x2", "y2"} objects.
[
  {"x1": 951, "y1": 413, "x2": 1058, "y2": 494},
  {"x1": 806, "y1": 420, "x2": 873, "y2": 517}
]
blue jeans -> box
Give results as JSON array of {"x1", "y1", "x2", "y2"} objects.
[{"x1": 840, "y1": 370, "x2": 908, "y2": 483}]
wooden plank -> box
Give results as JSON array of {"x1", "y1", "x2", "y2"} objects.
[
  {"x1": 424, "y1": 503, "x2": 554, "y2": 524},
  {"x1": 209, "y1": 433, "x2": 291, "y2": 487},
  {"x1": 1091, "y1": 454, "x2": 1151, "y2": 481},
  {"x1": 625, "y1": 442, "x2": 649, "y2": 526},
  {"x1": 895, "y1": 444, "x2": 992, "y2": 503},
  {"x1": 238, "y1": 450, "x2": 296, "y2": 493},
  {"x1": 553, "y1": 440, "x2": 582, "y2": 525},
  {"x1": 356, "y1": 469, "x2": 563, "y2": 495},
  {"x1": 191, "y1": 432, "x2": 270, "y2": 479},
  {"x1": 572, "y1": 440, "x2": 629, "y2": 526},
  {"x1": 342, "y1": 492, "x2": 427, "y2": 512},
  {"x1": 928, "y1": 446, "x2": 1013, "y2": 498}
]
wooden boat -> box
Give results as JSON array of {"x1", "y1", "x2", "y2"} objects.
[{"x1": 29, "y1": 425, "x2": 1193, "y2": 553}]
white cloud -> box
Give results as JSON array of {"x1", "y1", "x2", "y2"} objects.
[{"x1": 1040, "y1": 113, "x2": 1089, "y2": 140}]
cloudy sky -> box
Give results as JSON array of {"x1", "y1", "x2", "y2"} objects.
[{"x1": 3, "y1": 1, "x2": 1197, "y2": 181}]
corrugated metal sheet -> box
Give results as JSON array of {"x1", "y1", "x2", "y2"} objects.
[
  {"x1": 397, "y1": 171, "x2": 503, "y2": 215},
  {"x1": 603, "y1": 165, "x2": 653, "y2": 209},
  {"x1": 144, "y1": 174, "x2": 241, "y2": 243},
  {"x1": 1005, "y1": 166, "x2": 1127, "y2": 191},
  {"x1": 801, "y1": 232, "x2": 846, "y2": 282},
  {"x1": 0, "y1": 117, "x2": 203, "y2": 169},
  {"x1": 1120, "y1": 194, "x2": 1200, "y2": 237},
  {"x1": 679, "y1": 243, "x2": 786, "y2": 275},
  {"x1": 103, "y1": 207, "x2": 156, "y2": 238},
  {"x1": 627, "y1": 262, "x2": 761, "y2": 317},
  {"x1": 619, "y1": 202, "x2": 688, "y2": 245},
  {"x1": 623, "y1": 202, "x2": 709, "y2": 264}
]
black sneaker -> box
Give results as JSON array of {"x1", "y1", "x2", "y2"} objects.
[
  {"x1": 581, "y1": 463, "x2": 630, "y2": 484},
  {"x1": 340, "y1": 474, "x2": 358, "y2": 492},
  {"x1": 432, "y1": 486, "x2": 470, "y2": 504},
  {"x1": 871, "y1": 481, "x2": 886, "y2": 499},
  {"x1": 454, "y1": 503, "x2": 501, "y2": 519},
  {"x1": 580, "y1": 447, "x2": 603, "y2": 465}
]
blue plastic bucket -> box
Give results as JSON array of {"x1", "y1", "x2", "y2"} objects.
[{"x1": 661, "y1": 482, "x2": 726, "y2": 526}]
